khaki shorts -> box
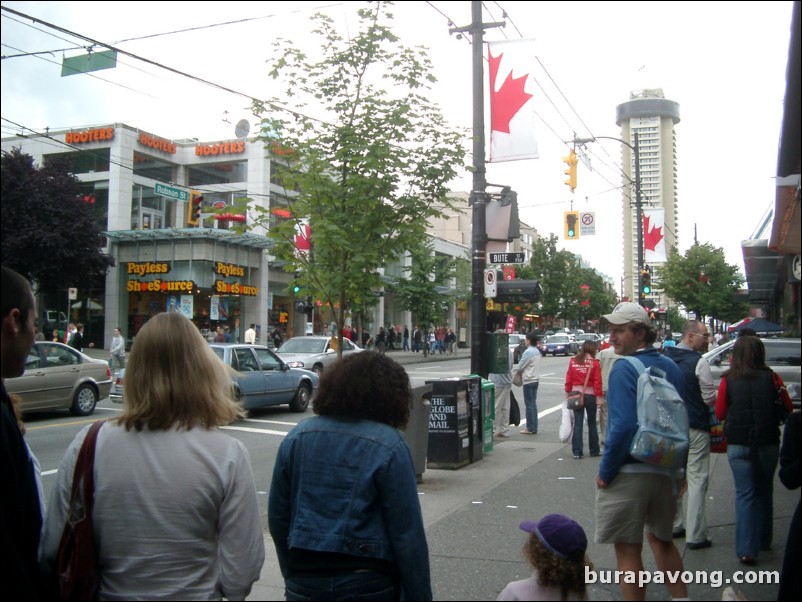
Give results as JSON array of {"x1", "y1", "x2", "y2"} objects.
[{"x1": 595, "y1": 471, "x2": 676, "y2": 544}]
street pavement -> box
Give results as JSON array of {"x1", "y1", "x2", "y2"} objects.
[{"x1": 87, "y1": 345, "x2": 796, "y2": 600}]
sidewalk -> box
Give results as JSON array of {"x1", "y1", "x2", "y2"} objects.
[{"x1": 86, "y1": 344, "x2": 794, "y2": 600}]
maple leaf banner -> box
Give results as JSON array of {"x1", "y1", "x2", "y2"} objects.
[
  {"x1": 488, "y1": 40, "x2": 539, "y2": 163},
  {"x1": 643, "y1": 208, "x2": 667, "y2": 263}
]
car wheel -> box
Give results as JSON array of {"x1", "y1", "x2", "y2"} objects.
[
  {"x1": 70, "y1": 383, "x2": 98, "y2": 416},
  {"x1": 290, "y1": 382, "x2": 311, "y2": 412},
  {"x1": 312, "y1": 364, "x2": 324, "y2": 377}
]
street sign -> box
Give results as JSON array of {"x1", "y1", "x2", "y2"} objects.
[
  {"x1": 489, "y1": 252, "x2": 525, "y2": 264},
  {"x1": 154, "y1": 182, "x2": 189, "y2": 202},
  {"x1": 580, "y1": 212, "x2": 595, "y2": 236},
  {"x1": 68, "y1": 288, "x2": 78, "y2": 300},
  {"x1": 484, "y1": 268, "x2": 500, "y2": 298}
]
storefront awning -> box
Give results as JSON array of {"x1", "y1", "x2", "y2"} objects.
[
  {"x1": 741, "y1": 238, "x2": 782, "y2": 305},
  {"x1": 103, "y1": 227, "x2": 274, "y2": 250},
  {"x1": 769, "y1": 175, "x2": 801, "y2": 255}
]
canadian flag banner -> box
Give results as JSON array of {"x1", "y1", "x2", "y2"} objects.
[
  {"x1": 643, "y1": 208, "x2": 667, "y2": 263},
  {"x1": 488, "y1": 39, "x2": 539, "y2": 163},
  {"x1": 294, "y1": 219, "x2": 311, "y2": 252}
]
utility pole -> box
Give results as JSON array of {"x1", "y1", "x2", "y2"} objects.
[{"x1": 451, "y1": 2, "x2": 504, "y2": 377}]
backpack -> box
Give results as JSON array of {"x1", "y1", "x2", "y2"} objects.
[{"x1": 623, "y1": 356, "x2": 689, "y2": 469}]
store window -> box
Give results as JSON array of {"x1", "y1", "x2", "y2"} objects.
[
  {"x1": 133, "y1": 152, "x2": 175, "y2": 181},
  {"x1": 43, "y1": 148, "x2": 111, "y2": 174},
  {"x1": 131, "y1": 184, "x2": 176, "y2": 230},
  {"x1": 187, "y1": 161, "x2": 247, "y2": 186}
]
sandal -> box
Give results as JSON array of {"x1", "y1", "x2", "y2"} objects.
[{"x1": 739, "y1": 555, "x2": 756, "y2": 566}]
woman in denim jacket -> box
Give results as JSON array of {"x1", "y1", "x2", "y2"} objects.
[{"x1": 268, "y1": 352, "x2": 432, "y2": 601}]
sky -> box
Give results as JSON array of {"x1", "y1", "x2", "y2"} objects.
[{"x1": 1, "y1": 1, "x2": 796, "y2": 290}]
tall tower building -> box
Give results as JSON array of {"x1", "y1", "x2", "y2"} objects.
[{"x1": 616, "y1": 89, "x2": 681, "y2": 303}]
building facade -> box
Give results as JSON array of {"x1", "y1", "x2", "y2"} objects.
[
  {"x1": 2, "y1": 123, "x2": 299, "y2": 347},
  {"x1": 2, "y1": 122, "x2": 479, "y2": 348}
]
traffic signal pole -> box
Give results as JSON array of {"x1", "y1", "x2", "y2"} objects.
[
  {"x1": 575, "y1": 132, "x2": 643, "y2": 299},
  {"x1": 451, "y1": 2, "x2": 504, "y2": 378}
]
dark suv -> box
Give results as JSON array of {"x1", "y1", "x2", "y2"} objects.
[{"x1": 703, "y1": 338, "x2": 801, "y2": 408}]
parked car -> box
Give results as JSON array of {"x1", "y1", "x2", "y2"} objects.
[
  {"x1": 542, "y1": 334, "x2": 578, "y2": 356},
  {"x1": 111, "y1": 344, "x2": 318, "y2": 413},
  {"x1": 703, "y1": 337, "x2": 801, "y2": 408},
  {"x1": 276, "y1": 335, "x2": 362, "y2": 376},
  {"x1": 508, "y1": 333, "x2": 528, "y2": 363},
  {"x1": 7, "y1": 341, "x2": 112, "y2": 416}
]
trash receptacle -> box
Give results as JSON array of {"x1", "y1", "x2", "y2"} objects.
[
  {"x1": 426, "y1": 377, "x2": 481, "y2": 469},
  {"x1": 401, "y1": 384, "x2": 432, "y2": 483}
]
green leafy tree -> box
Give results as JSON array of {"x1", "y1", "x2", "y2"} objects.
[
  {"x1": 521, "y1": 234, "x2": 580, "y2": 327},
  {"x1": 249, "y1": 3, "x2": 466, "y2": 355},
  {"x1": 658, "y1": 243, "x2": 747, "y2": 323},
  {"x1": 1, "y1": 148, "x2": 114, "y2": 292},
  {"x1": 390, "y1": 239, "x2": 455, "y2": 329},
  {"x1": 574, "y1": 267, "x2": 619, "y2": 328}
]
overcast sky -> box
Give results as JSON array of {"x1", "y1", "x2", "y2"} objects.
[{"x1": 1, "y1": 1, "x2": 796, "y2": 289}]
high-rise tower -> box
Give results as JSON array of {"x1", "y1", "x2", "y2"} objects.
[{"x1": 616, "y1": 89, "x2": 681, "y2": 303}]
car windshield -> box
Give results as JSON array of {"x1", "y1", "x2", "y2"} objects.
[
  {"x1": 279, "y1": 338, "x2": 326, "y2": 354},
  {"x1": 550, "y1": 336, "x2": 569, "y2": 343}
]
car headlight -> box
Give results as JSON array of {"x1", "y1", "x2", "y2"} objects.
[{"x1": 286, "y1": 360, "x2": 305, "y2": 369}]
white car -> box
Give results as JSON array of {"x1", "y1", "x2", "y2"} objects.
[{"x1": 276, "y1": 335, "x2": 363, "y2": 376}]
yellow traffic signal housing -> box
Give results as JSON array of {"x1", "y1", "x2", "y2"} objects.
[
  {"x1": 186, "y1": 190, "x2": 204, "y2": 226},
  {"x1": 641, "y1": 268, "x2": 652, "y2": 295},
  {"x1": 564, "y1": 211, "x2": 580, "y2": 240},
  {"x1": 562, "y1": 149, "x2": 578, "y2": 193}
]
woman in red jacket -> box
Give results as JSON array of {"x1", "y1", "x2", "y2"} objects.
[{"x1": 564, "y1": 341, "x2": 604, "y2": 459}]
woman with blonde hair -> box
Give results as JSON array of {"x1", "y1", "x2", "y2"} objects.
[
  {"x1": 564, "y1": 341, "x2": 603, "y2": 459},
  {"x1": 40, "y1": 311, "x2": 265, "y2": 599}
]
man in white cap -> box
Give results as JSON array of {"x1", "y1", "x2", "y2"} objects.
[{"x1": 594, "y1": 302, "x2": 688, "y2": 601}]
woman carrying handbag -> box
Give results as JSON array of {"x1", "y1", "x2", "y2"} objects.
[{"x1": 564, "y1": 341, "x2": 603, "y2": 459}]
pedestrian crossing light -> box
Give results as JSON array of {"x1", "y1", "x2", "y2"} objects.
[
  {"x1": 564, "y1": 211, "x2": 579, "y2": 240},
  {"x1": 562, "y1": 149, "x2": 578, "y2": 193}
]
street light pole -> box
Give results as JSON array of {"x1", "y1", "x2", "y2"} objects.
[{"x1": 575, "y1": 132, "x2": 643, "y2": 300}]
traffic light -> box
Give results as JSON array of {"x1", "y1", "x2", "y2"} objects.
[
  {"x1": 641, "y1": 268, "x2": 652, "y2": 295},
  {"x1": 564, "y1": 211, "x2": 579, "y2": 240},
  {"x1": 562, "y1": 149, "x2": 578, "y2": 192},
  {"x1": 187, "y1": 191, "x2": 204, "y2": 226}
]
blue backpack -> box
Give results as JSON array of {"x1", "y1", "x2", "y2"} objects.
[{"x1": 623, "y1": 356, "x2": 689, "y2": 469}]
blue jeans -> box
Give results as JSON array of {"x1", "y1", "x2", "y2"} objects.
[
  {"x1": 727, "y1": 443, "x2": 779, "y2": 557},
  {"x1": 522, "y1": 382, "x2": 539, "y2": 433},
  {"x1": 285, "y1": 572, "x2": 400, "y2": 601},
  {"x1": 571, "y1": 395, "x2": 599, "y2": 457}
]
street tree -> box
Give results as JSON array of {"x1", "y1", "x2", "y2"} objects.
[
  {"x1": 658, "y1": 243, "x2": 747, "y2": 323},
  {"x1": 0, "y1": 148, "x2": 114, "y2": 293},
  {"x1": 390, "y1": 239, "x2": 457, "y2": 330},
  {"x1": 521, "y1": 234, "x2": 582, "y2": 327},
  {"x1": 249, "y1": 3, "x2": 466, "y2": 355}
]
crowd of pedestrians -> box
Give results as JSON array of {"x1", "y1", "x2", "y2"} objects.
[{"x1": 3, "y1": 265, "x2": 798, "y2": 601}]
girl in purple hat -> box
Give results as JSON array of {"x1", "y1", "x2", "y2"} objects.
[{"x1": 498, "y1": 514, "x2": 592, "y2": 601}]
